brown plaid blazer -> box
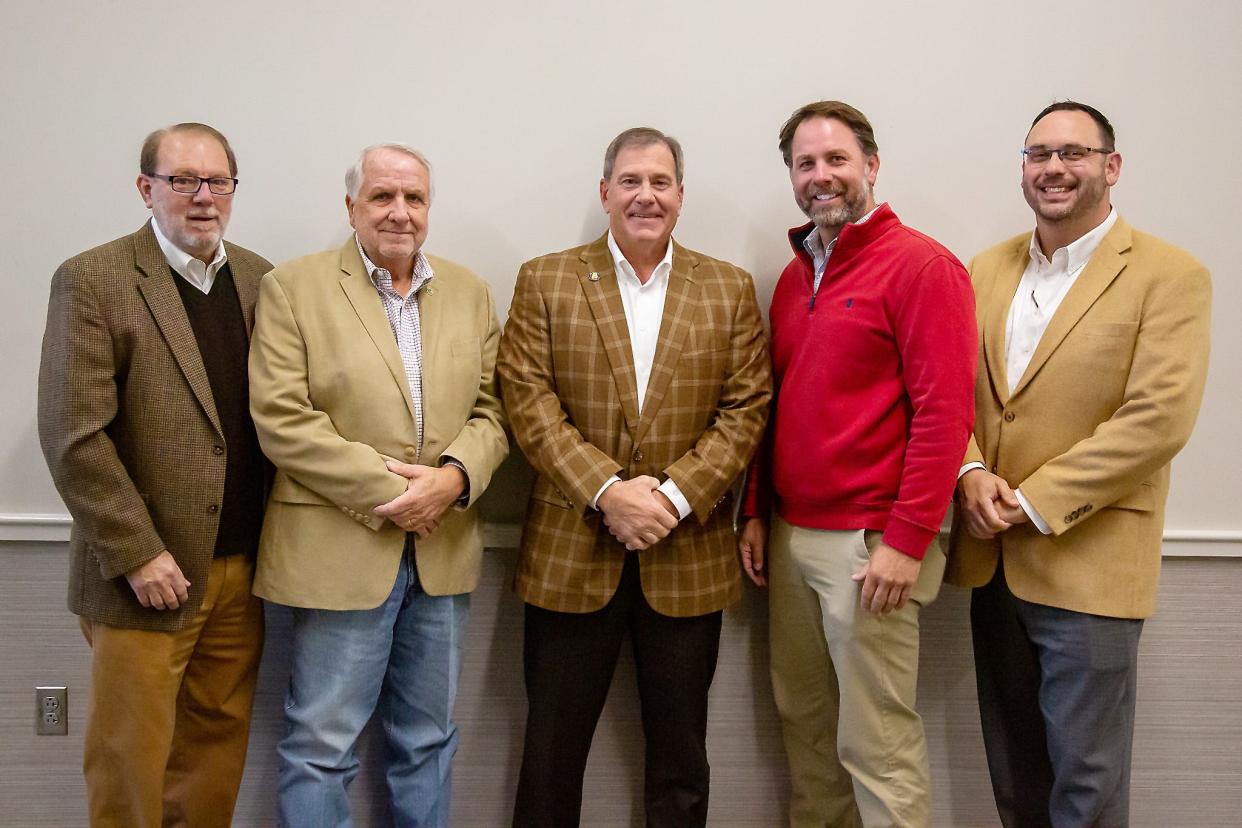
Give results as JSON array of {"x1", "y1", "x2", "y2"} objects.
[
  {"x1": 38, "y1": 221, "x2": 272, "y2": 631},
  {"x1": 497, "y1": 234, "x2": 771, "y2": 617}
]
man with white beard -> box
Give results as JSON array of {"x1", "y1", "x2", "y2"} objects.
[{"x1": 738, "y1": 100, "x2": 977, "y2": 827}]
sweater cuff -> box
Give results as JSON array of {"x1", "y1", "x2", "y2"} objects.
[{"x1": 880, "y1": 516, "x2": 936, "y2": 560}]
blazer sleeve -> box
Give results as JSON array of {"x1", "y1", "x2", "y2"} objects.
[
  {"x1": 497, "y1": 262, "x2": 623, "y2": 514},
  {"x1": 1018, "y1": 260, "x2": 1211, "y2": 532},
  {"x1": 37, "y1": 260, "x2": 166, "y2": 578},
  {"x1": 248, "y1": 272, "x2": 406, "y2": 530},
  {"x1": 439, "y1": 284, "x2": 509, "y2": 508},
  {"x1": 665, "y1": 270, "x2": 772, "y2": 523}
]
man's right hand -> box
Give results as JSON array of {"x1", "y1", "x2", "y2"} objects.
[
  {"x1": 125, "y1": 550, "x2": 191, "y2": 610},
  {"x1": 957, "y1": 469, "x2": 1021, "y2": 539},
  {"x1": 598, "y1": 475, "x2": 678, "y2": 551},
  {"x1": 738, "y1": 517, "x2": 769, "y2": 587}
]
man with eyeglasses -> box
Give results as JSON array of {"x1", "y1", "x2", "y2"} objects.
[
  {"x1": 248, "y1": 143, "x2": 507, "y2": 826},
  {"x1": 948, "y1": 101, "x2": 1212, "y2": 827},
  {"x1": 38, "y1": 122, "x2": 272, "y2": 827}
]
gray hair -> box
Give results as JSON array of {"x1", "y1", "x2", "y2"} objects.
[
  {"x1": 345, "y1": 143, "x2": 435, "y2": 201},
  {"x1": 603, "y1": 127, "x2": 684, "y2": 184}
]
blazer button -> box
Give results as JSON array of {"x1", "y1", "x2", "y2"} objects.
[
  {"x1": 207, "y1": 504, "x2": 219, "y2": 514},
  {"x1": 212, "y1": 445, "x2": 224, "y2": 456},
  {"x1": 404, "y1": 446, "x2": 417, "y2": 459},
  {"x1": 1004, "y1": 411, "x2": 1016, "y2": 422},
  {"x1": 632, "y1": 449, "x2": 643, "y2": 462}
]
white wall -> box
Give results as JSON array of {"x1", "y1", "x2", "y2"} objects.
[{"x1": 3, "y1": 1, "x2": 1238, "y2": 537}]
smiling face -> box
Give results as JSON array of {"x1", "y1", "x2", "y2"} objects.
[
  {"x1": 346, "y1": 147, "x2": 431, "y2": 275},
  {"x1": 1021, "y1": 109, "x2": 1120, "y2": 240},
  {"x1": 788, "y1": 116, "x2": 878, "y2": 244},
  {"x1": 136, "y1": 131, "x2": 233, "y2": 263},
  {"x1": 599, "y1": 141, "x2": 683, "y2": 257}
]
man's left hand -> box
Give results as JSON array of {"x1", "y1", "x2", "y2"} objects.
[
  {"x1": 852, "y1": 542, "x2": 921, "y2": 614},
  {"x1": 374, "y1": 461, "x2": 467, "y2": 537}
]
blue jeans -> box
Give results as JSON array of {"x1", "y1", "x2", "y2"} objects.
[{"x1": 277, "y1": 542, "x2": 469, "y2": 828}]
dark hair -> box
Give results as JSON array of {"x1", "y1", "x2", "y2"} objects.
[
  {"x1": 139, "y1": 123, "x2": 237, "y2": 176},
  {"x1": 603, "y1": 127, "x2": 684, "y2": 183},
  {"x1": 1029, "y1": 101, "x2": 1116, "y2": 149},
  {"x1": 778, "y1": 101, "x2": 878, "y2": 166}
]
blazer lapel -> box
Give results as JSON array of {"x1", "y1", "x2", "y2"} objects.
[
  {"x1": 578, "y1": 236, "x2": 641, "y2": 436},
  {"x1": 1010, "y1": 219, "x2": 1131, "y2": 399},
  {"x1": 133, "y1": 222, "x2": 222, "y2": 436},
  {"x1": 337, "y1": 241, "x2": 420, "y2": 423},
  {"x1": 634, "y1": 241, "x2": 698, "y2": 445},
  {"x1": 226, "y1": 245, "x2": 260, "y2": 335},
  {"x1": 981, "y1": 239, "x2": 1026, "y2": 406}
]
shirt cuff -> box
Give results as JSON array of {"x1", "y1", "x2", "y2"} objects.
[
  {"x1": 592, "y1": 475, "x2": 621, "y2": 510},
  {"x1": 441, "y1": 456, "x2": 470, "y2": 507},
  {"x1": 1015, "y1": 489, "x2": 1051, "y2": 535},
  {"x1": 958, "y1": 461, "x2": 986, "y2": 479},
  {"x1": 657, "y1": 479, "x2": 692, "y2": 522}
]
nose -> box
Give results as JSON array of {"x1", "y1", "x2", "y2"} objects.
[
  {"x1": 635, "y1": 180, "x2": 655, "y2": 202},
  {"x1": 1042, "y1": 152, "x2": 1068, "y2": 173},
  {"x1": 191, "y1": 182, "x2": 215, "y2": 205}
]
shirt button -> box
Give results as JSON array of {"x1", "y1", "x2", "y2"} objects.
[
  {"x1": 207, "y1": 504, "x2": 219, "y2": 514},
  {"x1": 1004, "y1": 411, "x2": 1016, "y2": 422},
  {"x1": 633, "y1": 449, "x2": 643, "y2": 462},
  {"x1": 212, "y1": 445, "x2": 225, "y2": 456},
  {"x1": 404, "y1": 446, "x2": 417, "y2": 459}
]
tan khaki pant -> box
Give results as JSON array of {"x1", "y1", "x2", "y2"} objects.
[
  {"x1": 768, "y1": 517, "x2": 945, "y2": 828},
  {"x1": 80, "y1": 554, "x2": 263, "y2": 828}
]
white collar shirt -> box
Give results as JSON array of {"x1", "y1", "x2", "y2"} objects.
[
  {"x1": 150, "y1": 218, "x2": 228, "y2": 294},
  {"x1": 606, "y1": 230, "x2": 673, "y2": 413}
]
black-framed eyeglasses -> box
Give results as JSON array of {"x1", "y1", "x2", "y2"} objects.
[
  {"x1": 1020, "y1": 145, "x2": 1114, "y2": 165},
  {"x1": 149, "y1": 174, "x2": 238, "y2": 195}
]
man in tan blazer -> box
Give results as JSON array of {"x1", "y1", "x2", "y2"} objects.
[
  {"x1": 248, "y1": 143, "x2": 507, "y2": 826},
  {"x1": 38, "y1": 123, "x2": 272, "y2": 827},
  {"x1": 498, "y1": 127, "x2": 771, "y2": 827},
  {"x1": 948, "y1": 101, "x2": 1211, "y2": 828}
]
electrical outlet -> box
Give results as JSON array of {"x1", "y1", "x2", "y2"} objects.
[{"x1": 35, "y1": 686, "x2": 68, "y2": 736}]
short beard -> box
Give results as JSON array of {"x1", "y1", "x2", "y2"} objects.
[{"x1": 803, "y1": 178, "x2": 871, "y2": 236}]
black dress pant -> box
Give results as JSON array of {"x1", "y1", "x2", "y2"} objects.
[{"x1": 512, "y1": 553, "x2": 723, "y2": 828}]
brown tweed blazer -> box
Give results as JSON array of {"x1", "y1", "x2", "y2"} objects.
[
  {"x1": 946, "y1": 218, "x2": 1211, "y2": 619},
  {"x1": 38, "y1": 221, "x2": 273, "y2": 631},
  {"x1": 498, "y1": 234, "x2": 772, "y2": 617}
]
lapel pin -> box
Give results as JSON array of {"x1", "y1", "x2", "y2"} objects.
[{"x1": 588, "y1": 272, "x2": 601, "y2": 282}]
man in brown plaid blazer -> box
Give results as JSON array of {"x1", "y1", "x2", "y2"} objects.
[
  {"x1": 498, "y1": 127, "x2": 771, "y2": 827},
  {"x1": 38, "y1": 123, "x2": 272, "y2": 827}
]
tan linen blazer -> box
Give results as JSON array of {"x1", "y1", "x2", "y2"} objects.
[
  {"x1": 38, "y1": 221, "x2": 273, "y2": 631},
  {"x1": 497, "y1": 235, "x2": 771, "y2": 618},
  {"x1": 946, "y1": 218, "x2": 1211, "y2": 619},
  {"x1": 249, "y1": 239, "x2": 508, "y2": 610}
]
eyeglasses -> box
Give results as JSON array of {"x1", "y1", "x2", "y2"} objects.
[
  {"x1": 149, "y1": 174, "x2": 238, "y2": 195},
  {"x1": 1020, "y1": 145, "x2": 1114, "y2": 165}
]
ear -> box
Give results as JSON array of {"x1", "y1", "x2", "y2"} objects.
[
  {"x1": 675, "y1": 182, "x2": 684, "y2": 211},
  {"x1": 136, "y1": 175, "x2": 154, "y2": 208},
  {"x1": 345, "y1": 194, "x2": 357, "y2": 230},
  {"x1": 599, "y1": 178, "x2": 610, "y2": 212},
  {"x1": 1105, "y1": 151, "x2": 1122, "y2": 187},
  {"x1": 864, "y1": 153, "x2": 880, "y2": 187}
]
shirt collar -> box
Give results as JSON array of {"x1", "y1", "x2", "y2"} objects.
[
  {"x1": 356, "y1": 234, "x2": 434, "y2": 296},
  {"x1": 800, "y1": 203, "x2": 882, "y2": 262},
  {"x1": 606, "y1": 231, "x2": 674, "y2": 286},
  {"x1": 150, "y1": 217, "x2": 227, "y2": 290},
  {"x1": 1029, "y1": 208, "x2": 1118, "y2": 273}
]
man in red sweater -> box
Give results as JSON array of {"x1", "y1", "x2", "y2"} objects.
[{"x1": 740, "y1": 100, "x2": 976, "y2": 827}]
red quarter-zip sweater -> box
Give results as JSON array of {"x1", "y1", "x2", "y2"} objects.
[{"x1": 742, "y1": 204, "x2": 976, "y2": 558}]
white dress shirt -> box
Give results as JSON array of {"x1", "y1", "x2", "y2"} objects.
[
  {"x1": 591, "y1": 232, "x2": 692, "y2": 521},
  {"x1": 960, "y1": 209, "x2": 1118, "y2": 533},
  {"x1": 150, "y1": 217, "x2": 228, "y2": 294}
]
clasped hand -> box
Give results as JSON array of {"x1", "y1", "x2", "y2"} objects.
[
  {"x1": 598, "y1": 475, "x2": 679, "y2": 551},
  {"x1": 957, "y1": 468, "x2": 1029, "y2": 540},
  {"x1": 374, "y1": 461, "x2": 466, "y2": 537}
]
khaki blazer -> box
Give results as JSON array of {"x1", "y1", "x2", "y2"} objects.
[
  {"x1": 249, "y1": 239, "x2": 508, "y2": 610},
  {"x1": 946, "y1": 218, "x2": 1211, "y2": 619},
  {"x1": 497, "y1": 235, "x2": 772, "y2": 618},
  {"x1": 38, "y1": 221, "x2": 273, "y2": 631}
]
